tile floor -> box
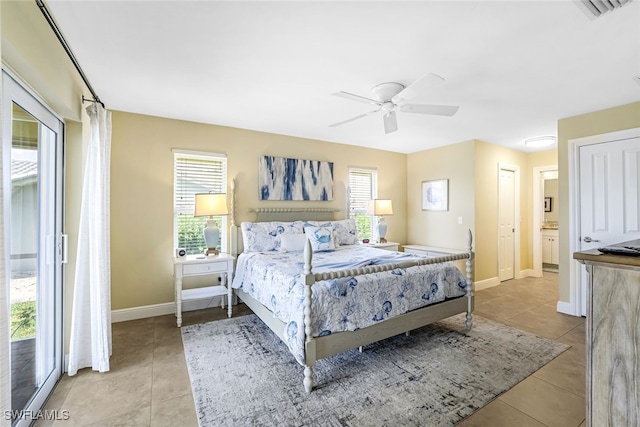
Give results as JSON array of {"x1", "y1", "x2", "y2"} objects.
[{"x1": 36, "y1": 272, "x2": 586, "y2": 426}]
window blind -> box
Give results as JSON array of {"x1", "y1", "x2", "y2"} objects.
[
  {"x1": 174, "y1": 152, "x2": 228, "y2": 254},
  {"x1": 348, "y1": 169, "x2": 377, "y2": 240}
]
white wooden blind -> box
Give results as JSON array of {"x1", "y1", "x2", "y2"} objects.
[
  {"x1": 174, "y1": 151, "x2": 227, "y2": 254},
  {"x1": 348, "y1": 168, "x2": 377, "y2": 240}
]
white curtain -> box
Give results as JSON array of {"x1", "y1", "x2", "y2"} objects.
[{"x1": 67, "y1": 103, "x2": 112, "y2": 375}]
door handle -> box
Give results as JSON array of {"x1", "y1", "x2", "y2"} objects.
[{"x1": 583, "y1": 236, "x2": 600, "y2": 243}]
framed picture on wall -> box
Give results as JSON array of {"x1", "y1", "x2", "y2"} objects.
[
  {"x1": 544, "y1": 197, "x2": 552, "y2": 212},
  {"x1": 422, "y1": 179, "x2": 449, "y2": 211}
]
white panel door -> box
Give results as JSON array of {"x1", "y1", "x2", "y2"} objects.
[
  {"x1": 499, "y1": 168, "x2": 515, "y2": 281},
  {"x1": 579, "y1": 138, "x2": 640, "y2": 314}
]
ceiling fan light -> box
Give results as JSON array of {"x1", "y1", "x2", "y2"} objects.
[{"x1": 524, "y1": 136, "x2": 557, "y2": 148}]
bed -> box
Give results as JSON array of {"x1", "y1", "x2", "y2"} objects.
[{"x1": 229, "y1": 205, "x2": 474, "y2": 393}]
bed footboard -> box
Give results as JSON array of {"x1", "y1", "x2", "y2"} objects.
[{"x1": 300, "y1": 230, "x2": 474, "y2": 393}]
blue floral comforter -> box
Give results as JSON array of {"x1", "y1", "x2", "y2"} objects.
[{"x1": 231, "y1": 245, "x2": 467, "y2": 365}]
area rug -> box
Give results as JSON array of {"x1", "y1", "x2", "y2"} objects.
[{"x1": 182, "y1": 314, "x2": 568, "y2": 427}]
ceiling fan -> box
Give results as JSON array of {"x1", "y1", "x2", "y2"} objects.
[{"x1": 329, "y1": 73, "x2": 459, "y2": 134}]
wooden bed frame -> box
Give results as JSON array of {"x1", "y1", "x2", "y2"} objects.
[{"x1": 228, "y1": 192, "x2": 474, "y2": 393}]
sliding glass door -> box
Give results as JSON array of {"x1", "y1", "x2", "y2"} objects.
[{"x1": 3, "y1": 71, "x2": 64, "y2": 425}]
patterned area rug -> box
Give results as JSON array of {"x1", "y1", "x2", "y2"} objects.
[{"x1": 182, "y1": 313, "x2": 568, "y2": 427}]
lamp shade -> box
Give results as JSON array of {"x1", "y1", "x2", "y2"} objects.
[
  {"x1": 367, "y1": 199, "x2": 394, "y2": 216},
  {"x1": 194, "y1": 193, "x2": 228, "y2": 217}
]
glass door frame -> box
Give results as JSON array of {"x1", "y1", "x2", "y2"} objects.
[{"x1": 2, "y1": 69, "x2": 65, "y2": 426}]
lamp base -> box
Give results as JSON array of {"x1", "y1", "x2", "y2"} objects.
[
  {"x1": 203, "y1": 218, "x2": 220, "y2": 257},
  {"x1": 376, "y1": 217, "x2": 388, "y2": 244}
]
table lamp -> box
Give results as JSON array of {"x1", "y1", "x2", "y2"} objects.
[
  {"x1": 194, "y1": 192, "x2": 228, "y2": 256},
  {"x1": 368, "y1": 199, "x2": 393, "y2": 243}
]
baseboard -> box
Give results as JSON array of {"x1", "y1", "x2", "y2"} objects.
[
  {"x1": 517, "y1": 269, "x2": 534, "y2": 279},
  {"x1": 474, "y1": 277, "x2": 500, "y2": 291},
  {"x1": 111, "y1": 295, "x2": 229, "y2": 323},
  {"x1": 556, "y1": 300, "x2": 577, "y2": 316}
]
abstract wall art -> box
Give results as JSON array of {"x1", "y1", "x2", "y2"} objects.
[
  {"x1": 259, "y1": 156, "x2": 334, "y2": 201},
  {"x1": 422, "y1": 179, "x2": 449, "y2": 211}
]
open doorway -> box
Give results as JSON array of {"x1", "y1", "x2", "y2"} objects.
[{"x1": 532, "y1": 165, "x2": 558, "y2": 277}]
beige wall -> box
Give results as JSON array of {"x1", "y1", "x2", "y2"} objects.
[
  {"x1": 543, "y1": 179, "x2": 558, "y2": 223},
  {"x1": 2, "y1": 1, "x2": 89, "y2": 352},
  {"x1": 407, "y1": 140, "x2": 550, "y2": 282},
  {"x1": 1, "y1": 1, "x2": 85, "y2": 122},
  {"x1": 110, "y1": 111, "x2": 408, "y2": 310},
  {"x1": 406, "y1": 140, "x2": 475, "y2": 250},
  {"x1": 557, "y1": 101, "x2": 640, "y2": 303}
]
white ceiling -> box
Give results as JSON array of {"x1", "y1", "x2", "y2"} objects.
[{"x1": 46, "y1": 0, "x2": 640, "y2": 154}]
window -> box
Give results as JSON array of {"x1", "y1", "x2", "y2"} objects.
[
  {"x1": 348, "y1": 168, "x2": 377, "y2": 240},
  {"x1": 174, "y1": 150, "x2": 227, "y2": 255}
]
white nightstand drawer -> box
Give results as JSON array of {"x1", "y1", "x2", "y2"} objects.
[{"x1": 183, "y1": 261, "x2": 227, "y2": 275}]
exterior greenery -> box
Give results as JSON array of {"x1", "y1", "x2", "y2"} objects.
[
  {"x1": 178, "y1": 215, "x2": 225, "y2": 255},
  {"x1": 353, "y1": 213, "x2": 372, "y2": 241},
  {"x1": 11, "y1": 300, "x2": 36, "y2": 340},
  {"x1": 178, "y1": 215, "x2": 208, "y2": 255}
]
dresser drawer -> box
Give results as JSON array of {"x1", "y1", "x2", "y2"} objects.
[{"x1": 183, "y1": 261, "x2": 227, "y2": 275}]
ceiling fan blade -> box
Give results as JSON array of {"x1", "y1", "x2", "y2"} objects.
[
  {"x1": 392, "y1": 72, "x2": 446, "y2": 104},
  {"x1": 383, "y1": 111, "x2": 398, "y2": 134},
  {"x1": 329, "y1": 109, "x2": 380, "y2": 128},
  {"x1": 398, "y1": 103, "x2": 459, "y2": 117},
  {"x1": 332, "y1": 91, "x2": 381, "y2": 107}
]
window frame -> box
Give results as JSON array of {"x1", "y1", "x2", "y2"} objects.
[
  {"x1": 348, "y1": 168, "x2": 378, "y2": 241},
  {"x1": 173, "y1": 149, "x2": 228, "y2": 254}
]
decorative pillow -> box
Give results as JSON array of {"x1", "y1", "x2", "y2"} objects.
[
  {"x1": 301, "y1": 221, "x2": 331, "y2": 228},
  {"x1": 301, "y1": 219, "x2": 358, "y2": 246},
  {"x1": 331, "y1": 218, "x2": 359, "y2": 245},
  {"x1": 279, "y1": 233, "x2": 308, "y2": 252},
  {"x1": 241, "y1": 221, "x2": 304, "y2": 252},
  {"x1": 304, "y1": 226, "x2": 336, "y2": 252}
]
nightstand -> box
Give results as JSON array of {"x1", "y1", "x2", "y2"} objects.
[
  {"x1": 366, "y1": 242, "x2": 399, "y2": 251},
  {"x1": 172, "y1": 253, "x2": 235, "y2": 327}
]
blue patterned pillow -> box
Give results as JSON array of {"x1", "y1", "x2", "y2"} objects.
[
  {"x1": 241, "y1": 221, "x2": 304, "y2": 252},
  {"x1": 304, "y1": 226, "x2": 336, "y2": 252},
  {"x1": 331, "y1": 218, "x2": 358, "y2": 245},
  {"x1": 302, "y1": 219, "x2": 358, "y2": 246}
]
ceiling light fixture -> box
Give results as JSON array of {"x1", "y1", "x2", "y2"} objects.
[{"x1": 524, "y1": 136, "x2": 557, "y2": 148}]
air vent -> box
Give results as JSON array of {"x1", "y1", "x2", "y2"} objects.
[{"x1": 573, "y1": 0, "x2": 634, "y2": 19}]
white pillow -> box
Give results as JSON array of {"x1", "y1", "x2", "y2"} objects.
[
  {"x1": 304, "y1": 226, "x2": 336, "y2": 252},
  {"x1": 279, "y1": 233, "x2": 308, "y2": 252}
]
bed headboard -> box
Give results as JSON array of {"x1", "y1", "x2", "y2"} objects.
[{"x1": 228, "y1": 180, "x2": 340, "y2": 256}]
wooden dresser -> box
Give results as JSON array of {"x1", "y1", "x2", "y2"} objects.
[{"x1": 574, "y1": 240, "x2": 640, "y2": 427}]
